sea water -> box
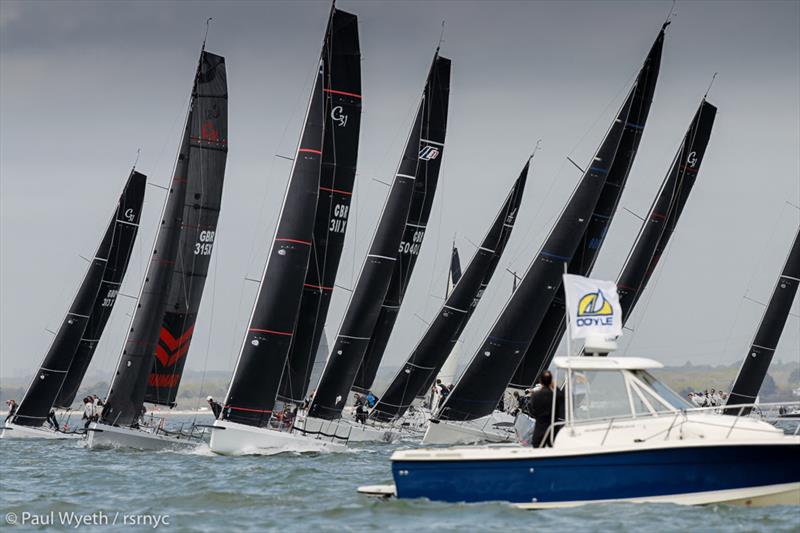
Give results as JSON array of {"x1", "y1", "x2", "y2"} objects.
[{"x1": 1, "y1": 414, "x2": 797, "y2": 532}]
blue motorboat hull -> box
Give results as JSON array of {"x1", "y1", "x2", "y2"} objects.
[{"x1": 392, "y1": 443, "x2": 800, "y2": 504}]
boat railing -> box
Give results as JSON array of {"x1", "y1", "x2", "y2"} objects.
[
  {"x1": 560, "y1": 400, "x2": 800, "y2": 445},
  {"x1": 138, "y1": 414, "x2": 208, "y2": 442}
]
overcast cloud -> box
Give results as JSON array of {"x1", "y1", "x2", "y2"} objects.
[{"x1": 1, "y1": 0, "x2": 798, "y2": 389}]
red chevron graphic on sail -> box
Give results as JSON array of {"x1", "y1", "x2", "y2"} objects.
[{"x1": 154, "y1": 324, "x2": 195, "y2": 367}]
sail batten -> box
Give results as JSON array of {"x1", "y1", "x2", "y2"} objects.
[
  {"x1": 370, "y1": 160, "x2": 529, "y2": 423},
  {"x1": 14, "y1": 170, "x2": 146, "y2": 425},
  {"x1": 307, "y1": 54, "x2": 451, "y2": 421}
]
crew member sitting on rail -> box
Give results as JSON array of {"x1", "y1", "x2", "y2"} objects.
[{"x1": 47, "y1": 409, "x2": 59, "y2": 430}]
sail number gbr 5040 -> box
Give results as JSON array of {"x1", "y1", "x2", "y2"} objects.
[{"x1": 399, "y1": 229, "x2": 424, "y2": 256}]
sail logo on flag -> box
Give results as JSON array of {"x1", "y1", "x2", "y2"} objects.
[
  {"x1": 577, "y1": 290, "x2": 614, "y2": 318},
  {"x1": 563, "y1": 274, "x2": 623, "y2": 340}
]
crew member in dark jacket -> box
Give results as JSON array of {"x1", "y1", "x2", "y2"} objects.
[{"x1": 528, "y1": 371, "x2": 565, "y2": 448}]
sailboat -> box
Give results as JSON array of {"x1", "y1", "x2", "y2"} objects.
[
  {"x1": 369, "y1": 159, "x2": 529, "y2": 427},
  {"x1": 726, "y1": 225, "x2": 800, "y2": 414},
  {"x1": 209, "y1": 5, "x2": 360, "y2": 455},
  {"x1": 423, "y1": 24, "x2": 668, "y2": 446},
  {"x1": 2, "y1": 169, "x2": 146, "y2": 439},
  {"x1": 295, "y1": 50, "x2": 451, "y2": 444},
  {"x1": 86, "y1": 48, "x2": 228, "y2": 450}
]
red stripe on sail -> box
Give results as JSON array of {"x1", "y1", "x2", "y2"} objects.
[
  {"x1": 275, "y1": 238, "x2": 311, "y2": 246},
  {"x1": 324, "y1": 88, "x2": 362, "y2": 99},
  {"x1": 304, "y1": 283, "x2": 334, "y2": 291},
  {"x1": 319, "y1": 186, "x2": 353, "y2": 196},
  {"x1": 298, "y1": 148, "x2": 322, "y2": 155}
]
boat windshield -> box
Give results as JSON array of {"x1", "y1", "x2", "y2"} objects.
[
  {"x1": 571, "y1": 370, "x2": 632, "y2": 421},
  {"x1": 631, "y1": 370, "x2": 691, "y2": 409}
]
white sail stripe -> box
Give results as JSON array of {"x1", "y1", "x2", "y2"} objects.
[
  {"x1": 780, "y1": 274, "x2": 799, "y2": 282},
  {"x1": 405, "y1": 222, "x2": 427, "y2": 229},
  {"x1": 751, "y1": 344, "x2": 776, "y2": 351},
  {"x1": 367, "y1": 254, "x2": 397, "y2": 261},
  {"x1": 396, "y1": 173, "x2": 416, "y2": 180},
  {"x1": 443, "y1": 305, "x2": 468, "y2": 313},
  {"x1": 503, "y1": 223, "x2": 514, "y2": 228},
  {"x1": 420, "y1": 138, "x2": 444, "y2": 147},
  {"x1": 81, "y1": 338, "x2": 101, "y2": 342},
  {"x1": 115, "y1": 219, "x2": 139, "y2": 227},
  {"x1": 382, "y1": 304, "x2": 401, "y2": 309},
  {"x1": 479, "y1": 246, "x2": 496, "y2": 253},
  {"x1": 101, "y1": 280, "x2": 123, "y2": 285},
  {"x1": 93, "y1": 257, "x2": 109, "y2": 262},
  {"x1": 338, "y1": 335, "x2": 371, "y2": 340},
  {"x1": 40, "y1": 367, "x2": 68, "y2": 373},
  {"x1": 67, "y1": 313, "x2": 90, "y2": 319}
]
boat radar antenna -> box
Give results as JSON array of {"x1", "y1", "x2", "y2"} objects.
[{"x1": 704, "y1": 72, "x2": 718, "y2": 99}]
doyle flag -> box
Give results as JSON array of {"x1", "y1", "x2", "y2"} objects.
[{"x1": 562, "y1": 274, "x2": 623, "y2": 340}]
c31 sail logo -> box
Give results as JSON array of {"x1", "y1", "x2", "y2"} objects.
[
  {"x1": 331, "y1": 106, "x2": 348, "y2": 127},
  {"x1": 575, "y1": 289, "x2": 614, "y2": 327}
]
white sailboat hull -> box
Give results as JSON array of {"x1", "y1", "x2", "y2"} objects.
[
  {"x1": 422, "y1": 413, "x2": 515, "y2": 445},
  {"x1": 0, "y1": 422, "x2": 83, "y2": 440},
  {"x1": 209, "y1": 419, "x2": 346, "y2": 455},
  {"x1": 85, "y1": 422, "x2": 200, "y2": 451}
]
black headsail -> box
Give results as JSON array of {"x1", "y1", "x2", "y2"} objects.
[
  {"x1": 726, "y1": 226, "x2": 800, "y2": 413},
  {"x1": 352, "y1": 56, "x2": 451, "y2": 394},
  {"x1": 308, "y1": 54, "x2": 451, "y2": 420},
  {"x1": 614, "y1": 98, "x2": 716, "y2": 324},
  {"x1": 101, "y1": 51, "x2": 228, "y2": 426},
  {"x1": 277, "y1": 8, "x2": 362, "y2": 404},
  {"x1": 509, "y1": 25, "x2": 665, "y2": 389},
  {"x1": 221, "y1": 56, "x2": 325, "y2": 427},
  {"x1": 54, "y1": 170, "x2": 147, "y2": 409},
  {"x1": 371, "y1": 159, "x2": 529, "y2": 423},
  {"x1": 437, "y1": 78, "x2": 637, "y2": 423},
  {"x1": 14, "y1": 170, "x2": 146, "y2": 426},
  {"x1": 448, "y1": 243, "x2": 463, "y2": 292}
]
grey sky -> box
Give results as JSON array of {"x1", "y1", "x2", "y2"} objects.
[{"x1": 1, "y1": 0, "x2": 798, "y2": 389}]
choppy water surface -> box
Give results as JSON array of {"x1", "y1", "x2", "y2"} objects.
[{"x1": 1, "y1": 415, "x2": 797, "y2": 532}]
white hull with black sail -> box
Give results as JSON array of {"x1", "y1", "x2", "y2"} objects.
[
  {"x1": 210, "y1": 6, "x2": 360, "y2": 455},
  {"x1": 87, "y1": 47, "x2": 229, "y2": 450},
  {"x1": 2, "y1": 170, "x2": 146, "y2": 441}
]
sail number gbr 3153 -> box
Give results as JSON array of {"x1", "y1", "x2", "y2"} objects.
[{"x1": 194, "y1": 230, "x2": 215, "y2": 256}]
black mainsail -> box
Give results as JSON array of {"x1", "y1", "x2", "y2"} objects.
[
  {"x1": 221, "y1": 50, "x2": 326, "y2": 427},
  {"x1": 726, "y1": 226, "x2": 800, "y2": 412},
  {"x1": 101, "y1": 51, "x2": 228, "y2": 426},
  {"x1": 13, "y1": 170, "x2": 146, "y2": 426},
  {"x1": 615, "y1": 98, "x2": 716, "y2": 324},
  {"x1": 352, "y1": 56, "x2": 451, "y2": 394},
  {"x1": 448, "y1": 244, "x2": 463, "y2": 289},
  {"x1": 437, "y1": 77, "x2": 638, "y2": 423},
  {"x1": 54, "y1": 170, "x2": 147, "y2": 409},
  {"x1": 277, "y1": 8, "x2": 362, "y2": 404},
  {"x1": 308, "y1": 54, "x2": 451, "y2": 420},
  {"x1": 370, "y1": 160, "x2": 529, "y2": 423},
  {"x1": 509, "y1": 25, "x2": 665, "y2": 389}
]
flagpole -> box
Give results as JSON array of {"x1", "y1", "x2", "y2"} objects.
[{"x1": 563, "y1": 262, "x2": 572, "y2": 358}]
